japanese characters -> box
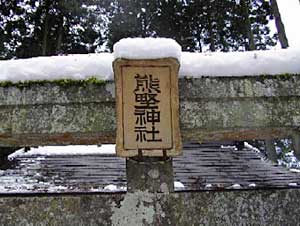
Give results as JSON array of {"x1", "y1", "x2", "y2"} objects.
[
  {"x1": 114, "y1": 58, "x2": 181, "y2": 157},
  {"x1": 134, "y1": 74, "x2": 162, "y2": 143}
]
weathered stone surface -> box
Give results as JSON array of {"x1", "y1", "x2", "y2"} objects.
[
  {"x1": 0, "y1": 189, "x2": 300, "y2": 226},
  {"x1": 0, "y1": 82, "x2": 116, "y2": 146},
  {"x1": 178, "y1": 75, "x2": 300, "y2": 98},
  {"x1": 126, "y1": 157, "x2": 174, "y2": 193},
  {"x1": 0, "y1": 75, "x2": 300, "y2": 146}
]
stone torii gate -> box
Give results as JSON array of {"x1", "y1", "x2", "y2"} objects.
[{"x1": 0, "y1": 39, "x2": 300, "y2": 225}]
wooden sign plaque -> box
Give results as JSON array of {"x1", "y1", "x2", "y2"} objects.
[{"x1": 113, "y1": 58, "x2": 182, "y2": 157}]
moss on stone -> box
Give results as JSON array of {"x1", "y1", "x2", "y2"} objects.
[
  {"x1": 276, "y1": 73, "x2": 297, "y2": 80},
  {"x1": 0, "y1": 76, "x2": 106, "y2": 88}
]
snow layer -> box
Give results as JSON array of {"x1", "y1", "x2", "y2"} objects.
[
  {"x1": 8, "y1": 145, "x2": 116, "y2": 159},
  {"x1": 174, "y1": 181, "x2": 185, "y2": 189},
  {"x1": 205, "y1": 184, "x2": 213, "y2": 189},
  {"x1": 288, "y1": 182, "x2": 298, "y2": 187},
  {"x1": 0, "y1": 53, "x2": 113, "y2": 83},
  {"x1": 180, "y1": 48, "x2": 300, "y2": 77},
  {"x1": 0, "y1": 48, "x2": 300, "y2": 83},
  {"x1": 229, "y1": 184, "x2": 242, "y2": 189},
  {"x1": 248, "y1": 183, "x2": 256, "y2": 188},
  {"x1": 103, "y1": 181, "x2": 185, "y2": 191},
  {"x1": 244, "y1": 142, "x2": 262, "y2": 155},
  {"x1": 113, "y1": 37, "x2": 182, "y2": 60}
]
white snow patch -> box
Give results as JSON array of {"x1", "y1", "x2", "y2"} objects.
[
  {"x1": 8, "y1": 145, "x2": 116, "y2": 159},
  {"x1": 113, "y1": 37, "x2": 181, "y2": 61},
  {"x1": 90, "y1": 187, "x2": 103, "y2": 192},
  {"x1": 98, "y1": 144, "x2": 116, "y2": 154},
  {"x1": 0, "y1": 48, "x2": 300, "y2": 83},
  {"x1": 221, "y1": 145, "x2": 237, "y2": 150},
  {"x1": 205, "y1": 184, "x2": 213, "y2": 189},
  {"x1": 104, "y1": 184, "x2": 118, "y2": 191},
  {"x1": 180, "y1": 48, "x2": 300, "y2": 77},
  {"x1": 288, "y1": 182, "x2": 298, "y2": 187},
  {"x1": 229, "y1": 184, "x2": 241, "y2": 189},
  {"x1": 248, "y1": 183, "x2": 256, "y2": 188},
  {"x1": 289, "y1": 168, "x2": 300, "y2": 173},
  {"x1": 244, "y1": 142, "x2": 262, "y2": 155},
  {"x1": 7, "y1": 148, "x2": 25, "y2": 160},
  {"x1": 48, "y1": 185, "x2": 68, "y2": 192},
  {"x1": 103, "y1": 184, "x2": 126, "y2": 192},
  {"x1": 95, "y1": 182, "x2": 183, "y2": 192},
  {"x1": 174, "y1": 181, "x2": 185, "y2": 189},
  {"x1": 0, "y1": 53, "x2": 113, "y2": 82}
]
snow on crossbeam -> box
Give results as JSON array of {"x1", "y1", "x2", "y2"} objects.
[
  {"x1": 0, "y1": 48, "x2": 299, "y2": 83},
  {"x1": 113, "y1": 37, "x2": 182, "y2": 60},
  {"x1": 0, "y1": 53, "x2": 114, "y2": 83},
  {"x1": 180, "y1": 48, "x2": 300, "y2": 77}
]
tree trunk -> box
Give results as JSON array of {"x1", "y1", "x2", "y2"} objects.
[
  {"x1": 197, "y1": 35, "x2": 203, "y2": 52},
  {"x1": 208, "y1": 23, "x2": 216, "y2": 52},
  {"x1": 270, "y1": 0, "x2": 289, "y2": 48},
  {"x1": 207, "y1": 9, "x2": 216, "y2": 52},
  {"x1": 241, "y1": 0, "x2": 255, "y2": 51},
  {"x1": 56, "y1": 15, "x2": 64, "y2": 54},
  {"x1": 42, "y1": 0, "x2": 50, "y2": 56}
]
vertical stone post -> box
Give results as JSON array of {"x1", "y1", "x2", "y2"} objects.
[
  {"x1": 265, "y1": 140, "x2": 277, "y2": 163},
  {"x1": 126, "y1": 157, "x2": 174, "y2": 193},
  {"x1": 292, "y1": 133, "x2": 300, "y2": 160}
]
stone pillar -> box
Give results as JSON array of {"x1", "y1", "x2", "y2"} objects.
[
  {"x1": 265, "y1": 140, "x2": 277, "y2": 162},
  {"x1": 292, "y1": 133, "x2": 300, "y2": 160},
  {"x1": 126, "y1": 157, "x2": 174, "y2": 193}
]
